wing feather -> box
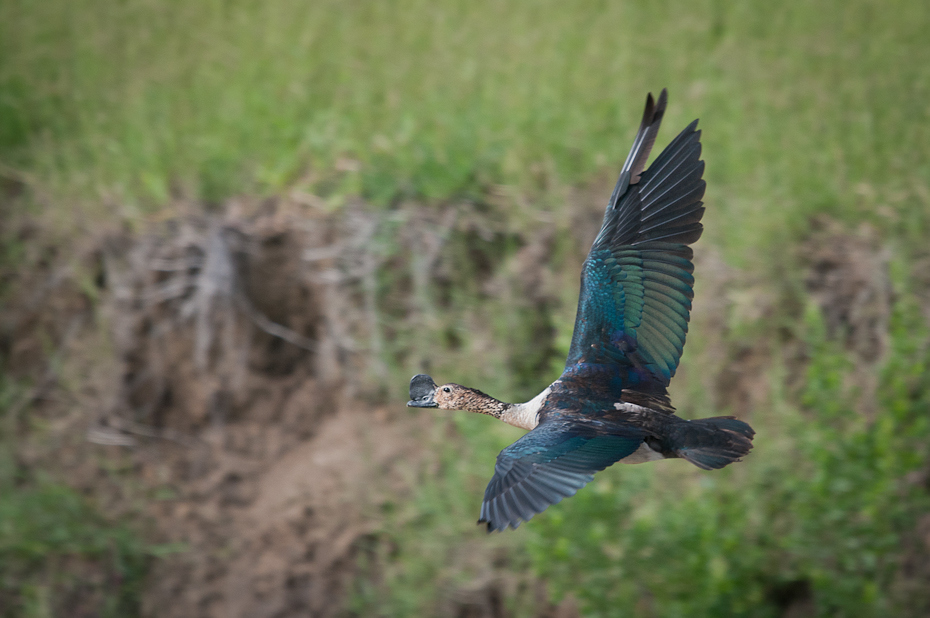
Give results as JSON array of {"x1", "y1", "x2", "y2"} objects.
[
  {"x1": 480, "y1": 420, "x2": 646, "y2": 531},
  {"x1": 564, "y1": 91, "x2": 705, "y2": 395}
]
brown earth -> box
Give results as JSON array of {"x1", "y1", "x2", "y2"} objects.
[
  {"x1": 3, "y1": 196, "x2": 584, "y2": 617},
  {"x1": 1, "y1": 182, "x2": 915, "y2": 616}
]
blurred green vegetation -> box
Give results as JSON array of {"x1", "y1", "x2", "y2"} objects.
[
  {"x1": 524, "y1": 292, "x2": 930, "y2": 617},
  {"x1": 349, "y1": 218, "x2": 930, "y2": 616},
  {"x1": 2, "y1": 0, "x2": 929, "y2": 259},
  {"x1": 2, "y1": 0, "x2": 930, "y2": 615},
  {"x1": 0, "y1": 384, "x2": 167, "y2": 617},
  {"x1": 0, "y1": 482, "x2": 152, "y2": 617}
]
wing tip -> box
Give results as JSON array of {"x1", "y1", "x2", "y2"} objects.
[
  {"x1": 642, "y1": 89, "x2": 667, "y2": 126},
  {"x1": 479, "y1": 491, "x2": 544, "y2": 533},
  {"x1": 610, "y1": 88, "x2": 672, "y2": 209},
  {"x1": 648, "y1": 87, "x2": 668, "y2": 121},
  {"x1": 643, "y1": 88, "x2": 669, "y2": 123},
  {"x1": 477, "y1": 515, "x2": 514, "y2": 534}
]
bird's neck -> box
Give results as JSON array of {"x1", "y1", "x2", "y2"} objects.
[
  {"x1": 460, "y1": 391, "x2": 512, "y2": 420},
  {"x1": 457, "y1": 386, "x2": 549, "y2": 431},
  {"x1": 503, "y1": 387, "x2": 550, "y2": 430},
  {"x1": 463, "y1": 388, "x2": 549, "y2": 431}
]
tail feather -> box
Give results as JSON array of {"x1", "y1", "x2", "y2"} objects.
[{"x1": 674, "y1": 416, "x2": 754, "y2": 470}]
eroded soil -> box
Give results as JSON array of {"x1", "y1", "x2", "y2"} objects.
[{"x1": 0, "y1": 189, "x2": 912, "y2": 616}]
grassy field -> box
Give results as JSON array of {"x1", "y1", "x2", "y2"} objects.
[
  {"x1": 3, "y1": 0, "x2": 930, "y2": 615},
  {"x1": 3, "y1": 0, "x2": 928, "y2": 249}
]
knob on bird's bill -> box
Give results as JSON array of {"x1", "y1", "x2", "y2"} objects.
[{"x1": 407, "y1": 374, "x2": 438, "y2": 408}]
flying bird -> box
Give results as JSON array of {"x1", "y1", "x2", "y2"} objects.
[{"x1": 407, "y1": 90, "x2": 754, "y2": 532}]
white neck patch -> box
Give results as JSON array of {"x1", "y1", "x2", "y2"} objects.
[{"x1": 501, "y1": 386, "x2": 551, "y2": 430}]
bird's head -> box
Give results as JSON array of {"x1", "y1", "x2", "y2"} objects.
[{"x1": 406, "y1": 374, "x2": 491, "y2": 411}]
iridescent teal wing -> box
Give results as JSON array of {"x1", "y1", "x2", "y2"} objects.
[
  {"x1": 565, "y1": 90, "x2": 705, "y2": 395},
  {"x1": 479, "y1": 418, "x2": 646, "y2": 532}
]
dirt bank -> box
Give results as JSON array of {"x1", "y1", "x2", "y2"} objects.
[
  {"x1": 3, "y1": 196, "x2": 588, "y2": 616},
  {"x1": 2, "y1": 184, "x2": 915, "y2": 616}
]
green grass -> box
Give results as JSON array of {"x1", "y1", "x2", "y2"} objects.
[
  {"x1": 3, "y1": 0, "x2": 930, "y2": 615},
  {"x1": 0, "y1": 377, "x2": 179, "y2": 617},
  {"x1": 0, "y1": 482, "x2": 151, "y2": 617},
  {"x1": 0, "y1": 449, "x2": 155, "y2": 617},
  {"x1": 3, "y1": 0, "x2": 929, "y2": 255}
]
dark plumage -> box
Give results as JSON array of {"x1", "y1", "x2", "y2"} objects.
[{"x1": 408, "y1": 90, "x2": 754, "y2": 532}]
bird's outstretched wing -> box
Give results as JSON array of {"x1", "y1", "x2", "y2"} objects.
[
  {"x1": 564, "y1": 90, "x2": 705, "y2": 399},
  {"x1": 479, "y1": 418, "x2": 646, "y2": 532}
]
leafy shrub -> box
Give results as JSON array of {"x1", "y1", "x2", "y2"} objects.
[
  {"x1": 0, "y1": 480, "x2": 156, "y2": 617},
  {"x1": 524, "y1": 299, "x2": 930, "y2": 617}
]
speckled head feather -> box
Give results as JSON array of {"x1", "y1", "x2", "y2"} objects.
[
  {"x1": 433, "y1": 384, "x2": 509, "y2": 419},
  {"x1": 407, "y1": 375, "x2": 511, "y2": 418}
]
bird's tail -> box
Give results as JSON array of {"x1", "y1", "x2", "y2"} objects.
[{"x1": 672, "y1": 416, "x2": 755, "y2": 470}]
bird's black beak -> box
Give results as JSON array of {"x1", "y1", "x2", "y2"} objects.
[{"x1": 407, "y1": 373, "x2": 439, "y2": 408}]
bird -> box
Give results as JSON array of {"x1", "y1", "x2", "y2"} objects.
[{"x1": 407, "y1": 89, "x2": 754, "y2": 532}]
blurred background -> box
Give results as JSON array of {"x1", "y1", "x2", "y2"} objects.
[{"x1": 2, "y1": 0, "x2": 929, "y2": 616}]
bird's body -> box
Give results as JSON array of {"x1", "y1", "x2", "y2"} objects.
[{"x1": 408, "y1": 90, "x2": 754, "y2": 532}]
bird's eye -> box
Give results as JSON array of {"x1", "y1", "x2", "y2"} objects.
[{"x1": 442, "y1": 387, "x2": 451, "y2": 393}]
